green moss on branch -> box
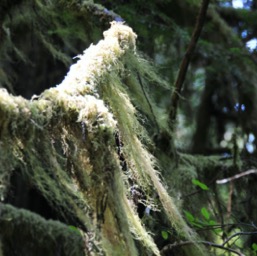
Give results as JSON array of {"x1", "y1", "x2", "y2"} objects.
[{"x1": 0, "y1": 203, "x2": 85, "y2": 256}]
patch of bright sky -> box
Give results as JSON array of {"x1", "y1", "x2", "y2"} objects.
[
  {"x1": 232, "y1": 0, "x2": 252, "y2": 9},
  {"x1": 248, "y1": 133, "x2": 255, "y2": 143},
  {"x1": 246, "y1": 39, "x2": 257, "y2": 52},
  {"x1": 246, "y1": 142, "x2": 255, "y2": 153},
  {"x1": 246, "y1": 133, "x2": 255, "y2": 153},
  {"x1": 230, "y1": 0, "x2": 257, "y2": 51},
  {"x1": 241, "y1": 30, "x2": 247, "y2": 38},
  {"x1": 232, "y1": 0, "x2": 244, "y2": 8}
]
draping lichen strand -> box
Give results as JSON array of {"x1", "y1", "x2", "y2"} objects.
[{"x1": 56, "y1": 21, "x2": 136, "y2": 96}]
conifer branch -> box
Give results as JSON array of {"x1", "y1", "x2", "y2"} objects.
[
  {"x1": 169, "y1": 0, "x2": 210, "y2": 126},
  {"x1": 161, "y1": 240, "x2": 244, "y2": 256}
]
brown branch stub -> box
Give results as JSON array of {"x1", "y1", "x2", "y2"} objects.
[{"x1": 169, "y1": 0, "x2": 210, "y2": 126}]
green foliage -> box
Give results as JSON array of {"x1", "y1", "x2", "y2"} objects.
[
  {"x1": 192, "y1": 179, "x2": 209, "y2": 190},
  {"x1": 200, "y1": 207, "x2": 210, "y2": 220},
  {"x1": 161, "y1": 230, "x2": 169, "y2": 240},
  {"x1": 184, "y1": 207, "x2": 222, "y2": 236},
  {"x1": 252, "y1": 243, "x2": 257, "y2": 255},
  {"x1": 229, "y1": 47, "x2": 242, "y2": 55},
  {"x1": 0, "y1": 204, "x2": 85, "y2": 256},
  {"x1": 68, "y1": 225, "x2": 81, "y2": 235},
  {"x1": 184, "y1": 210, "x2": 195, "y2": 223}
]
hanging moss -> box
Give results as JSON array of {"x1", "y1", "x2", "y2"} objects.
[{"x1": 0, "y1": 22, "x2": 209, "y2": 256}]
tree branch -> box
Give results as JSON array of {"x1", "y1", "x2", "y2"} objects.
[
  {"x1": 216, "y1": 169, "x2": 257, "y2": 184},
  {"x1": 0, "y1": 203, "x2": 86, "y2": 256},
  {"x1": 222, "y1": 231, "x2": 257, "y2": 246},
  {"x1": 169, "y1": 0, "x2": 210, "y2": 126},
  {"x1": 161, "y1": 240, "x2": 244, "y2": 256},
  {"x1": 161, "y1": 226, "x2": 257, "y2": 255}
]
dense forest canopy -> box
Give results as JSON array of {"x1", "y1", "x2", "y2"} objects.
[{"x1": 1, "y1": 0, "x2": 257, "y2": 255}]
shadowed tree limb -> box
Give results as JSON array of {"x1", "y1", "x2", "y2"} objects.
[
  {"x1": 161, "y1": 230, "x2": 257, "y2": 255},
  {"x1": 222, "y1": 231, "x2": 257, "y2": 246},
  {"x1": 0, "y1": 203, "x2": 87, "y2": 256},
  {"x1": 216, "y1": 169, "x2": 257, "y2": 184},
  {"x1": 160, "y1": 240, "x2": 244, "y2": 256},
  {"x1": 169, "y1": 0, "x2": 210, "y2": 127}
]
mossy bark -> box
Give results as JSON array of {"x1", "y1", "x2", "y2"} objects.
[
  {"x1": 0, "y1": 22, "x2": 171, "y2": 256},
  {"x1": 0, "y1": 21, "x2": 231, "y2": 256}
]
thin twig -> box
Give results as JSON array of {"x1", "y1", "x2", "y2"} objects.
[
  {"x1": 136, "y1": 72, "x2": 159, "y2": 133},
  {"x1": 212, "y1": 183, "x2": 225, "y2": 235},
  {"x1": 216, "y1": 169, "x2": 257, "y2": 184},
  {"x1": 187, "y1": 222, "x2": 257, "y2": 232},
  {"x1": 222, "y1": 231, "x2": 257, "y2": 246},
  {"x1": 169, "y1": 0, "x2": 210, "y2": 125},
  {"x1": 227, "y1": 180, "x2": 234, "y2": 219},
  {"x1": 160, "y1": 240, "x2": 244, "y2": 256}
]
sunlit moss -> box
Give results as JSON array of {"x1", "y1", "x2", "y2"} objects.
[{"x1": 0, "y1": 22, "x2": 208, "y2": 255}]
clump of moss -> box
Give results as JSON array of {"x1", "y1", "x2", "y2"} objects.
[
  {"x1": 0, "y1": 204, "x2": 85, "y2": 256},
  {"x1": 0, "y1": 22, "x2": 206, "y2": 255}
]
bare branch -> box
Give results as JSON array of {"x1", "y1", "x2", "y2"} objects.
[
  {"x1": 222, "y1": 231, "x2": 257, "y2": 246},
  {"x1": 216, "y1": 169, "x2": 257, "y2": 184},
  {"x1": 169, "y1": 0, "x2": 210, "y2": 125},
  {"x1": 161, "y1": 240, "x2": 244, "y2": 256}
]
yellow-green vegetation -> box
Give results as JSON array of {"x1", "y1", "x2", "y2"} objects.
[{"x1": 0, "y1": 22, "x2": 207, "y2": 255}]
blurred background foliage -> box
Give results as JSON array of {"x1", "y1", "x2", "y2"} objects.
[
  {"x1": 1, "y1": 0, "x2": 257, "y2": 254},
  {"x1": 99, "y1": 0, "x2": 257, "y2": 158}
]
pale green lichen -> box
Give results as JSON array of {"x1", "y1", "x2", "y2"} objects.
[
  {"x1": 56, "y1": 21, "x2": 136, "y2": 96},
  {"x1": 0, "y1": 22, "x2": 207, "y2": 256}
]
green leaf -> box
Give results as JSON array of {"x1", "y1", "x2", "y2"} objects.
[
  {"x1": 252, "y1": 243, "x2": 257, "y2": 251},
  {"x1": 161, "y1": 231, "x2": 169, "y2": 240},
  {"x1": 68, "y1": 225, "x2": 80, "y2": 234},
  {"x1": 201, "y1": 207, "x2": 210, "y2": 220},
  {"x1": 192, "y1": 179, "x2": 209, "y2": 190},
  {"x1": 208, "y1": 220, "x2": 216, "y2": 225},
  {"x1": 184, "y1": 210, "x2": 195, "y2": 223}
]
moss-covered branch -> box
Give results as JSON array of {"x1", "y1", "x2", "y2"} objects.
[
  {"x1": 0, "y1": 203, "x2": 85, "y2": 256},
  {"x1": 0, "y1": 21, "x2": 209, "y2": 256}
]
